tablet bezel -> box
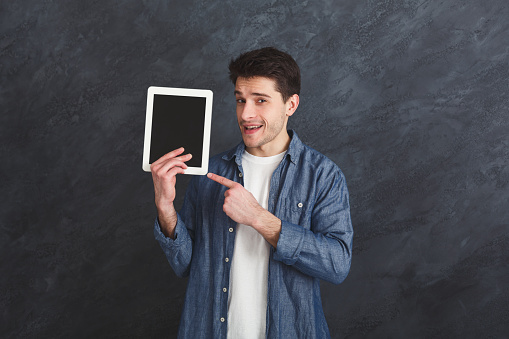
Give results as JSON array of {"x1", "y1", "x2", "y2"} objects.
[{"x1": 142, "y1": 86, "x2": 213, "y2": 175}]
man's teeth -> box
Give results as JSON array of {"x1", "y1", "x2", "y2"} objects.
[{"x1": 246, "y1": 126, "x2": 261, "y2": 129}]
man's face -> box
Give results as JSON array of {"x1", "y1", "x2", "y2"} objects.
[{"x1": 234, "y1": 76, "x2": 298, "y2": 156}]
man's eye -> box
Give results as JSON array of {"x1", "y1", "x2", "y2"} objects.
[
  {"x1": 257, "y1": 99, "x2": 266, "y2": 103},
  {"x1": 236, "y1": 99, "x2": 245, "y2": 103}
]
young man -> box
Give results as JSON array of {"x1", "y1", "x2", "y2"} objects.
[{"x1": 151, "y1": 47, "x2": 353, "y2": 338}]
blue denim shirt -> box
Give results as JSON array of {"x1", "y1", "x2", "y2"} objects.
[{"x1": 154, "y1": 130, "x2": 353, "y2": 338}]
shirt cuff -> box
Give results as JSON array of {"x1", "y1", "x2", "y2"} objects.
[
  {"x1": 273, "y1": 220, "x2": 305, "y2": 265},
  {"x1": 153, "y1": 214, "x2": 187, "y2": 248}
]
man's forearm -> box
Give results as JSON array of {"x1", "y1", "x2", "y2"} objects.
[
  {"x1": 252, "y1": 210, "x2": 282, "y2": 248},
  {"x1": 157, "y1": 203, "x2": 178, "y2": 239}
]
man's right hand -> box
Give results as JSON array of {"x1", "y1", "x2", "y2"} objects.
[{"x1": 150, "y1": 147, "x2": 192, "y2": 239}]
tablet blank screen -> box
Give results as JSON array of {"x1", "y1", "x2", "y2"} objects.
[{"x1": 149, "y1": 94, "x2": 205, "y2": 167}]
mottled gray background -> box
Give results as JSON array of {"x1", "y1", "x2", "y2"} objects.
[{"x1": 1, "y1": 0, "x2": 508, "y2": 338}]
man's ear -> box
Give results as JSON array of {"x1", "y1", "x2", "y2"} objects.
[{"x1": 286, "y1": 94, "x2": 299, "y2": 117}]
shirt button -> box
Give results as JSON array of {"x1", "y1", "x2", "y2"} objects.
[
  {"x1": 220, "y1": 317, "x2": 225, "y2": 323},
  {"x1": 239, "y1": 172, "x2": 243, "y2": 177},
  {"x1": 298, "y1": 202, "x2": 303, "y2": 208},
  {"x1": 229, "y1": 227, "x2": 234, "y2": 233},
  {"x1": 225, "y1": 257, "x2": 229, "y2": 263},
  {"x1": 223, "y1": 287, "x2": 227, "y2": 292}
]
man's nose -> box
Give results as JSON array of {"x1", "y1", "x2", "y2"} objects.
[{"x1": 240, "y1": 101, "x2": 257, "y2": 120}]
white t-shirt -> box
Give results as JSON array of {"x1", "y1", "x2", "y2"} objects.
[{"x1": 227, "y1": 150, "x2": 286, "y2": 339}]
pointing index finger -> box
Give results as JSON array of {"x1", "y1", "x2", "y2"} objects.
[{"x1": 207, "y1": 173, "x2": 236, "y2": 188}]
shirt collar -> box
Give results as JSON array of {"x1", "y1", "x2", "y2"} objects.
[{"x1": 221, "y1": 129, "x2": 302, "y2": 166}]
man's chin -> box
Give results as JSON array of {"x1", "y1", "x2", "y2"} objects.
[
  {"x1": 241, "y1": 135, "x2": 262, "y2": 149},
  {"x1": 242, "y1": 139, "x2": 258, "y2": 148}
]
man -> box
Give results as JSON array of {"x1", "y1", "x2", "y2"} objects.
[{"x1": 151, "y1": 47, "x2": 353, "y2": 338}]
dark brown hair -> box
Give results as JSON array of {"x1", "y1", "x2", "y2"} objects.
[{"x1": 228, "y1": 47, "x2": 300, "y2": 102}]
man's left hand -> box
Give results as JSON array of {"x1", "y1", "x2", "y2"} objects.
[
  {"x1": 207, "y1": 172, "x2": 281, "y2": 247},
  {"x1": 207, "y1": 172, "x2": 264, "y2": 226}
]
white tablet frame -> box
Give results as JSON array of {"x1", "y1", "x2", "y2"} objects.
[{"x1": 142, "y1": 86, "x2": 213, "y2": 175}]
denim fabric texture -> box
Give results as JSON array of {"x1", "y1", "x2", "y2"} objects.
[{"x1": 154, "y1": 130, "x2": 353, "y2": 338}]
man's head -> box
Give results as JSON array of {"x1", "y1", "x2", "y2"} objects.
[
  {"x1": 229, "y1": 47, "x2": 300, "y2": 157},
  {"x1": 228, "y1": 47, "x2": 300, "y2": 103}
]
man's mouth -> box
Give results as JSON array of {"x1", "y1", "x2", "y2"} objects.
[{"x1": 243, "y1": 125, "x2": 263, "y2": 134}]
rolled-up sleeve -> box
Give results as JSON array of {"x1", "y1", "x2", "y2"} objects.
[
  {"x1": 273, "y1": 169, "x2": 353, "y2": 285},
  {"x1": 154, "y1": 214, "x2": 193, "y2": 277},
  {"x1": 154, "y1": 176, "x2": 199, "y2": 278}
]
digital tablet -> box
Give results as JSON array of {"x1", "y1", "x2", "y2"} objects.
[{"x1": 142, "y1": 86, "x2": 213, "y2": 175}]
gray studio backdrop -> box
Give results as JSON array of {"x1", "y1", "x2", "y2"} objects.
[{"x1": 1, "y1": 0, "x2": 508, "y2": 338}]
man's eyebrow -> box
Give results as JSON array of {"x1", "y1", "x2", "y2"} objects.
[
  {"x1": 252, "y1": 92, "x2": 272, "y2": 98},
  {"x1": 234, "y1": 90, "x2": 272, "y2": 98}
]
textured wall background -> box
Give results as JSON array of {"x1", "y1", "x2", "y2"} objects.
[{"x1": 1, "y1": 0, "x2": 508, "y2": 338}]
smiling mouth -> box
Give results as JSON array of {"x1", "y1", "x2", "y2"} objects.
[{"x1": 243, "y1": 125, "x2": 263, "y2": 134}]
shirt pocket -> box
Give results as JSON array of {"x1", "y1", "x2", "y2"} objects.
[{"x1": 279, "y1": 197, "x2": 312, "y2": 229}]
